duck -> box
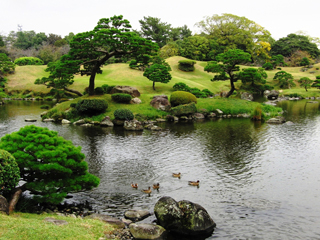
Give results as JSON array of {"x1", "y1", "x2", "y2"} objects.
[
  {"x1": 142, "y1": 186, "x2": 152, "y2": 194},
  {"x1": 131, "y1": 182, "x2": 138, "y2": 189},
  {"x1": 172, "y1": 172, "x2": 181, "y2": 178},
  {"x1": 188, "y1": 180, "x2": 200, "y2": 186},
  {"x1": 153, "y1": 183, "x2": 160, "y2": 190}
]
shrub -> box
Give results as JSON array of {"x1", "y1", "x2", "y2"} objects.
[
  {"x1": 14, "y1": 57, "x2": 44, "y2": 66},
  {"x1": 0, "y1": 149, "x2": 20, "y2": 194},
  {"x1": 316, "y1": 75, "x2": 320, "y2": 80},
  {"x1": 40, "y1": 105, "x2": 50, "y2": 109},
  {"x1": 114, "y1": 108, "x2": 134, "y2": 120},
  {"x1": 170, "y1": 91, "x2": 197, "y2": 107},
  {"x1": 111, "y1": 93, "x2": 132, "y2": 103},
  {"x1": 173, "y1": 82, "x2": 190, "y2": 92},
  {"x1": 70, "y1": 103, "x2": 77, "y2": 108},
  {"x1": 202, "y1": 89, "x2": 213, "y2": 97},
  {"x1": 101, "y1": 84, "x2": 115, "y2": 94},
  {"x1": 170, "y1": 102, "x2": 197, "y2": 116},
  {"x1": 0, "y1": 125, "x2": 99, "y2": 204},
  {"x1": 189, "y1": 88, "x2": 207, "y2": 98},
  {"x1": 262, "y1": 62, "x2": 273, "y2": 70},
  {"x1": 94, "y1": 87, "x2": 104, "y2": 95},
  {"x1": 178, "y1": 60, "x2": 196, "y2": 72},
  {"x1": 75, "y1": 99, "x2": 108, "y2": 115}
]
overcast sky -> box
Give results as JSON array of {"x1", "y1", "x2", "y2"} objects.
[{"x1": 1, "y1": 0, "x2": 319, "y2": 41}]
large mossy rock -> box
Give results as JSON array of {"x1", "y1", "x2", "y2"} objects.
[
  {"x1": 169, "y1": 102, "x2": 197, "y2": 117},
  {"x1": 154, "y1": 196, "x2": 216, "y2": 237}
]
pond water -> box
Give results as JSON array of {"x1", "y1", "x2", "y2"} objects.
[{"x1": 1, "y1": 100, "x2": 320, "y2": 239}]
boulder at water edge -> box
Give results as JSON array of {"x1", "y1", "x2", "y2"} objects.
[
  {"x1": 129, "y1": 223, "x2": 167, "y2": 240},
  {"x1": 154, "y1": 196, "x2": 216, "y2": 237}
]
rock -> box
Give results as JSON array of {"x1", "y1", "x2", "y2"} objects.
[
  {"x1": 40, "y1": 111, "x2": 48, "y2": 117},
  {"x1": 266, "y1": 116, "x2": 286, "y2": 124},
  {"x1": 124, "y1": 120, "x2": 144, "y2": 131},
  {"x1": 154, "y1": 196, "x2": 216, "y2": 237},
  {"x1": 61, "y1": 119, "x2": 71, "y2": 124},
  {"x1": 124, "y1": 210, "x2": 151, "y2": 222},
  {"x1": 131, "y1": 97, "x2": 142, "y2": 104},
  {"x1": 87, "y1": 214, "x2": 125, "y2": 229},
  {"x1": 80, "y1": 123, "x2": 93, "y2": 127},
  {"x1": 264, "y1": 90, "x2": 279, "y2": 100},
  {"x1": 25, "y1": 119, "x2": 37, "y2": 122},
  {"x1": 44, "y1": 217, "x2": 68, "y2": 225},
  {"x1": 284, "y1": 121, "x2": 294, "y2": 125},
  {"x1": 156, "y1": 118, "x2": 166, "y2": 122},
  {"x1": 112, "y1": 119, "x2": 125, "y2": 126},
  {"x1": 215, "y1": 109, "x2": 223, "y2": 115},
  {"x1": 121, "y1": 218, "x2": 132, "y2": 226},
  {"x1": 73, "y1": 119, "x2": 86, "y2": 125},
  {"x1": 0, "y1": 195, "x2": 9, "y2": 215},
  {"x1": 208, "y1": 112, "x2": 216, "y2": 118},
  {"x1": 150, "y1": 95, "x2": 171, "y2": 111},
  {"x1": 100, "y1": 116, "x2": 114, "y2": 127},
  {"x1": 129, "y1": 223, "x2": 167, "y2": 240},
  {"x1": 192, "y1": 113, "x2": 205, "y2": 119},
  {"x1": 42, "y1": 118, "x2": 55, "y2": 122},
  {"x1": 110, "y1": 85, "x2": 140, "y2": 97},
  {"x1": 241, "y1": 92, "x2": 253, "y2": 101},
  {"x1": 166, "y1": 115, "x2": 179, "y2": 122},
  {"x1": 170, "y1": 102, "x2": 197, "y2": 117}
]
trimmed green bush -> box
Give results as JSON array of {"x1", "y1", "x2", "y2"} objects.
[
  {"x1": 173, "y1": 82, "x2": 190, "y2": 92},
  {"x1": 0, "y1": 125, "x2": 99, "y2": 204},
  {"x1": 189, "y1": 88, "x2": 207, "y2": 98},
  {"x1": 111, "y1": 93, "x2": 132, "y2": 103},
  {"x1": 262, "y1": 62, "x2": 273, "y2": 70},
  {"x1": 0, "y1": 149, "x2": 20, "y2": 194},
  {"x1": 40, "y1": 105, "x2": 50, "y2": 109},
  {"x1": 170, "y1": 91, "x2": 197, "y2": 107},
  {"x1": 178, "y1": 60, "x2": 196, "y2": 72},
  {"x1": 101, "y1": 84, "x2": 115, "y2": 94},
  {"x1": 94, "y1": 87, "x2": 104, "y2": 95},
  {"x1": 14, "y1": 57, "x2": 44, "y2": 66},
  {"x1": 75, "y1": 99, "x2": 108, "y2": 115},
  {"x1": 202, "y1": 89, "x2": 213, "y2": 97},
  {"x1": 114, "y1": 108, "x2": 134, "y2": 120}
]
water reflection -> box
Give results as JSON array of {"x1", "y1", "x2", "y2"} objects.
[{"x1": 1, "y1": 100, "x2": 320, "y2": 239}]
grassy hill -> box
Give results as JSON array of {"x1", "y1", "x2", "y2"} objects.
[{"x1": 6, "y1": 56, "x2": 320, "y2": 98}]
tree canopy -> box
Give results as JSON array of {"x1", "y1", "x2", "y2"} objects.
[
  {"x1": 204, "y1": 49, "x2": 251, "y2": 97},
  {"x1": 271, "y1": 34, "x2": 320, "y2": 58},
  {"x1": 273, "y1": 70, "x2": 295, "y2": 89},
  {"x1": 65, "y1": 15, "x2": 159, "y2": 95},
  {"x1": 0, "y1": 125, "x2": 100, "y2": 206},
  {"x1": 143, "y1": 63, "x2": 172, "y2": 90},
  {"x1": 195, "y1": 14, "x2": 272, "y2": 58}
]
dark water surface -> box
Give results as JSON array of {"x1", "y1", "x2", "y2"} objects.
[{"x1": 1, "y1": 100, "x2": 320, "y2": 239}]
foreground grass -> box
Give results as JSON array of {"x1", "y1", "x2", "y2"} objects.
[{"x1": 0, "y1": 212, "x2": 113, "y2": 240}]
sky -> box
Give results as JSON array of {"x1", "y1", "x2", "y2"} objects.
[{"x1": 1, "y1": 0, "x2": 320, "y2": 41}]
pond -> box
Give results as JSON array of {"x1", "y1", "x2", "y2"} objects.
[{"x1": 1, "y1": 99, "x2": 320, "y2": 239}]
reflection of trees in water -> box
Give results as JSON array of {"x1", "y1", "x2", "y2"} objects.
[
  {"x1": 278, "y1": 100, "x2": 320, "y2": 121},
  {"x1": 194, "y1": 119, "x2": 263, "y2": 179}
]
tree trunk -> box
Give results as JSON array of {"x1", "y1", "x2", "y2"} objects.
[
  {"x1": 8, "y1": 188, "x2": 22, "y2": 214},
  {"x1": 153, "y1": 81, "x2": 156, "y2": 91},
  {"x1": 226, "y1": 79, "x2": 235, "y2": 98},
  {"x1": 64, "y1": 87, "x2": 83, "y2": 96}
]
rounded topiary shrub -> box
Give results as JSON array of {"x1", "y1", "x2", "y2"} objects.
[
  {"x1": 14, "y1": 57, "x2": 44, "y2": 66},
  {"x1": 94, "y1": 87, "x2": 104, "y2": 95},
  {"x1": 178, "y1": 60, "x2": 196, "y2": 72},
  {"x1": 173, "y1": 82, "x2": 190, "y2": 92},
  {"x1": 170, "y1": 91, "x2": 197, "y2": 107},
  {"x1": 101, "y1": 84, "x2": 115, "y2": 94},
  {"x1": 0, "y1": 149, "x2": 20, "y2": 193},
  {"x1": 262, "y1": 62, "x2": 273, "y2": 70},
  {"x1": 111, "y1": 93, "x2": 132, "y2": 103},
  {"x1": 114, "y1": 108, "x2": 134, "y2": 120},
  {"x1": 75, "y1": 99, "x2": 108, "y2": 115}
]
